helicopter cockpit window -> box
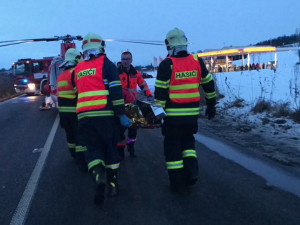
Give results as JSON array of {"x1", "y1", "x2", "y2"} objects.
[
  {"x1": 33, "y1": 62, "x2": 43, "y2": 73},
  {"x1": 14, "y1": 63, "x2": 31, "y2": 75}
]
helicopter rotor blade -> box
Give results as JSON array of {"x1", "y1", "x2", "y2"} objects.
[
  {"x1": 0, "y1": 35, "x2": 83, "y2": 47},
  {"x1": 0, "y1": 41, "x2": 35, "y2": 48},
  {"x1": 104, "y1": 39, "x2": 165, "y2": 46},
  {"x1": 0, "y1": 35, "x2": 163, "y2": 48},
  {"x1": 0, "y1": 39, "x2": 34, "y2": 44},
  {"x1": 0, "y1": 37, "x2": 59, "y2": 44}
]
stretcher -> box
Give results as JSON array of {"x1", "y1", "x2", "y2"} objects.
[{"x1": 125, "y1": 100, "x2": 166, "y2": 128}]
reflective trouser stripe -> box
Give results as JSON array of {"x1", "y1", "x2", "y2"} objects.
[
  {"x1": 106, "y1": 163, "x2": 120, "y2": 170},
  {"x1": 182, "y1": 149, "x2": 197, "y2": 158},
  {"x1": 67, "y1": 143, "x2": 76, "y2": 149},
  {"x1": 58, "y1": 106, "x2": 76, "y2": 113},
  {"x1": 88, "y1": 159, "x2": 105, "y2": 171},
  {"x1": 112, "y1": 99, "x2": 125, "y2": 106},
  {"x1": 75, "y1": 145, "x2": 87, "y2": 152},
  {"x1": 206, "y1": 91, "x2": 217, "y2": 99},
  {"x1": 166, "y1": 160, "x2": 184, "y2": 170}
]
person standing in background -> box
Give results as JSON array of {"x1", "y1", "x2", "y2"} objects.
[{"x1": 117, "y1": 51, "x2": 153, "y2": 158}]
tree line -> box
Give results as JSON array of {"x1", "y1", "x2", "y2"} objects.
[{"x1": 256, "y1": 33, "x2": 300, "y2": 47}]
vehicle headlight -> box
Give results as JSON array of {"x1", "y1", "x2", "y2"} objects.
[{"x1": 28, "y1": 83, "x2": 36, "y2": 90}]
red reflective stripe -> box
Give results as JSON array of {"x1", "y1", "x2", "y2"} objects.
[
  {"x1": 82, "y1": 39, "x2": 101, "y2": 46},
  {"x1": 90, "y1": 39, "x2": 101, "y2": 43}
]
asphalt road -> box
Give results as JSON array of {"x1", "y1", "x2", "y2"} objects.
[{"x1": 1, "y1": 95, "x2": 300, "y2": 225}]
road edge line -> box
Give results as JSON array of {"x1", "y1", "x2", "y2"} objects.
[{"x1": 9, "y1": 114, "x2": 60, "y2": 225}]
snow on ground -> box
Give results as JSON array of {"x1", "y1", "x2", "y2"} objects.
[
  {"x1": 142, "y1": 51, "x2": 300, "y2": 167},
  {"x1": 213, "y1": 51, "x2": 300, "y2": 144},
  {"x1": 216, "y1": 51, "x2": 300, "y2": 109}
]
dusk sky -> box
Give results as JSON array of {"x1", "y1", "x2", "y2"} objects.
[{"x1": 0, "y1": 0, "x2": 299, "y2": 69}]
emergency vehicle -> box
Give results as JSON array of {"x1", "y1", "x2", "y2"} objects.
[
  {"x1": 4, "y1": 35, "x2": 83, "y2": 96},
  {"x1": 12, "y1": 57, "x2": 52, "y2": 95}
]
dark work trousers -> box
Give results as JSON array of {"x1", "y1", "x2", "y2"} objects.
[
  {"x1": 162, "y1": 122, "x2": 199, "y2": 188},
  {"x1": 117, "y1": 123, "x2": 138, "y2": 158},
  {"x1": 118, "y1": 126, "x2": 138, "y2": 143},
  {"x1": 127, "y1": 127, "x2": 138, "y2": 145},
  {"x1": 59, "y1": 112, "x2": 78, "y2": 158},
  {"x1": 78, "y1": 117, "x2": 120, "y2": 170}
]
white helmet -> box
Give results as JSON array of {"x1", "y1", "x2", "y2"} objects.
[
  {"x1": 59, "y1": 48, "x2": 81, "y2": 68},
  {"x1": 165, "y1": 27, "x2": 188, "y2": 50},
  {"x1": 82, "y1": 33, "x2": 105, "y2": 52},
  {"x1": 82, "y1": 33, "x2": 105, "y2": 60}
]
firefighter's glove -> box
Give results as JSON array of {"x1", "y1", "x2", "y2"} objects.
[
  {"x1": 147, "y1": 96, "x2": 154, "y2": 102},
  {"x1": 205, "y1": 98, "x2": 216, "y2": 120},
  {"x1": 119, "y1": 114, "x2": 132, "y2": 128}
]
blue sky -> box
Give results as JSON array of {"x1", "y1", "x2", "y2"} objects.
[{"x1": 0, "y1": 0, "x2": 299, "y2": 69}]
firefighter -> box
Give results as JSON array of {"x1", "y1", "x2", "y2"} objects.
[
  {"x1": 74, "y1": 33, "x2": 131, "y2": 205},
  {"x1": 56, "y1": 48, "x2": 87, "y2": 172},
  {"x1": 118, "y1": 50, "x2": 153, "y2": 158},
  {"x1": 154, "y1": 28, "x2": 216, "y2": 192}
]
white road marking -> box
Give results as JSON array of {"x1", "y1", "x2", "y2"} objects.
[
  {"x1": 10, "y1": 114, "x2": 60, "y2": 225},
  {"x1": 195, "y1": 133, "x2": 300, "y2": 198}
]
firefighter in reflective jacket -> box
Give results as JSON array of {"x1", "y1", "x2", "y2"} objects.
[
  {"x1": 118, "y1": 50, "x2": 153, "y2": 158},
  {"x1": 74, "y1": 33, "x2": 131, "y2": 205},
  {"x1": 154, "y1": 28, "x2": 216, "y2": 192},
  {"x1": 57, "y1": 48, "x2": 87, "y2": 171}
]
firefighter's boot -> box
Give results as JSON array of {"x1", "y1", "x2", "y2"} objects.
[
  {"x1": 127, "y1": 143, "x2": 136, "y2": 158},
  {"x1": 168, "y1": 169, "x2": 187, "y2": 194},
  {"x1": 117, "y1": 146, "x2": 125, "y2": 160},
  {"x1": 76, "y1": 152, "x2": 88, "y2": 173},
  {"x1": 90, "y1": 165, "x2": 106, "y2": 205},
  {"x1": 106, "y1": 168, "x2": 119, "y2": 197}
]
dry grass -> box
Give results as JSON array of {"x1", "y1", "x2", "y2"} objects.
[
  {"x1": 272, "y1": 102, "x2": 291, "y2": 118},
  {"x1": 231, "y1": 99, "x2": 244, "y2": 108},
  {"x1": 0, "y1": 72, "x2": 15, "y2": 99},
  {"x1": 290, "y1": 108, "x2": 300, "y2": 123},
  {"x1": 252, "y1": 99, "x2": 300, "y2": 124},
  {"x1": 252, "y1": 99, "x2": 272, "y2": 113}
]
